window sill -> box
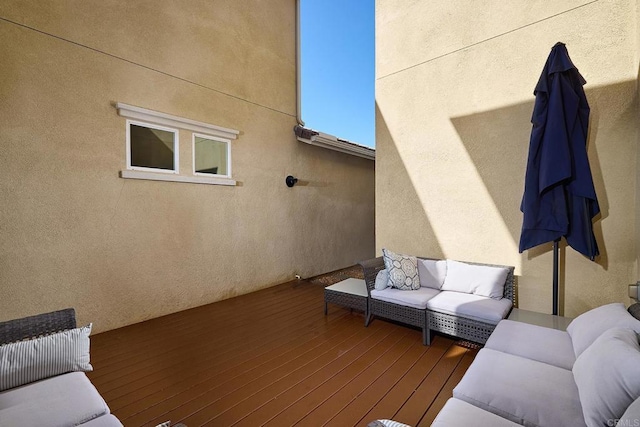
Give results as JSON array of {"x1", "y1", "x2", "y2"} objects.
[{"x1": 120, "y1": 170, "x2": 236, "y2": 186}]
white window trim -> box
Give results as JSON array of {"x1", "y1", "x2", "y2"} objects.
[
  {"x1": 117, "y1": 102, "x2": 239, "y2": 141},
  {"x1": 192, "y1": 133, "x2": 232, "y2": 179},
  {"x1": 120, "y1": 170, "x2": 236, "y2": 186},
  {"x1": 126, "y1": 119, "x2": 179, "y2": 174}
]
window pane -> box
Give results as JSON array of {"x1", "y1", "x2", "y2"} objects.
[
  {"x1": 130, "y1": 124, "x2": 175, "y2": 170},
  {"x1": 194, "y1": 136, "x2": 228, "y2": 176}
]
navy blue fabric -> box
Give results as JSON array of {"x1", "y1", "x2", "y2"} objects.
[{"x1": 519, "y1": 42, "x2": 599, "y2": 260}]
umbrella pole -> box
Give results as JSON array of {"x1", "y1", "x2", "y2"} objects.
[{"x1": 552, "y1": 239, "x2": 560, "y2": 315}]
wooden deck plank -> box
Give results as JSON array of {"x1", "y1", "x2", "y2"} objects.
[
  {"x1": 392, "y1": 344, "x2": 468, "y2": 426},
  {"x1": 417, "y1": 349, "x2": 478, "y2": 427},
  {"x1": 272, "y1": 329, "x2": 417, "y2": 427},
  {"x1": 188, "y1": 322, "x2": 397, "y2": 426},
  {"x1": 355, "y1": 336, "x2": 454, "y2": 426},
  {"x1": 118, "y1": 313, "x2": 363, "y2": 423},
  {"x1": 86, "y1": 273, "x2": 479, "y2": 427}
]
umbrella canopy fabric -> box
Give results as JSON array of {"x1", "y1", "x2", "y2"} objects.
[{"x1": 519, "y1": 42, "x2": 599, "y2": 260}]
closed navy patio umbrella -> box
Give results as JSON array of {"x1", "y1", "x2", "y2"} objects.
[{"x1": 519, "y1": 42, "x2": 600, "y2": 315}]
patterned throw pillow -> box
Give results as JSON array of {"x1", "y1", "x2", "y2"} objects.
[
  {"x1": 382, "y1": 248, "x2": 420, "y2": 290},
  {"x1": 0, "y1": 324, "x2": 93, "y2": 391}
]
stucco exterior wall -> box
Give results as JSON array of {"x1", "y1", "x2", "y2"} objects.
[
  {"x1": 0, "y1": 1, "x2": 375, "y2": 332},
  {"x1": 376, "y1": 0, "x2": 639, "y2": 316}
]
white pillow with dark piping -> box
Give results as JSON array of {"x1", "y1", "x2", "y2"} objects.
[{"x1": 0, "y1": 324, "x2": 93, "y2": 391}]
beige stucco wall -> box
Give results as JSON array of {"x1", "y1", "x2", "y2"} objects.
[
  {"x1": 0, "y1": 0, "x2": 375, "y2": 332},
  {"x1": 376, "y1": 0, "x2": 639, "y2": 316}
]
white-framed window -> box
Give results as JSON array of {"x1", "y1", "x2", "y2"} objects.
[
  {"x1": 117, "y1": 103, "x2": 239, "y2": 186},
  {"x1": 126, "y1": 120, "x2": 179, "y2": 174},
  {"x1": 193, "y1": 133, "x2": 231, "y2": 178}
]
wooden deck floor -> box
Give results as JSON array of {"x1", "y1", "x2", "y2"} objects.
[{"x1": 87, "y1": 272, "x2": 478, "y2": 427}]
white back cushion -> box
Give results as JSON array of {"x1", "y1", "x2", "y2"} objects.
[
  {"x1": 441, "y1": 260, "x2": 509, "y2": 299},
  {"x1": 567, "y1": 303, "x2": 640, "y2": 357},
  {"x1": 573, "y1": 328, "x2": 640, "y2": 427},
  {"x1": 417, "y1": 259, "x2": 447, "y2": 289}
]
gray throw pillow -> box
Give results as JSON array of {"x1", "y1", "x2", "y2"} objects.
[
  {"x1": 573, "y1": 328, "x2": 640, "y2": 427},
  {"x1": 0, "y1": 324, "x2": 93, "y2": 391},
  {"x1": 382, "y1": 248, "x2": 420, "y2": 290}
]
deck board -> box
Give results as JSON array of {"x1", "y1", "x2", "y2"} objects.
[{"x1": 87, "y1": 273, "x2": 479, "y2": 426}]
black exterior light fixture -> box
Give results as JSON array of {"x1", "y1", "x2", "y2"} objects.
[{"x1": 285, "y1": 175, "x2": 298, "y2": 188}]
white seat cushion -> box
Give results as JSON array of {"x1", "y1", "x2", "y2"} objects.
[
  {"x1": 0, "y1": 372, "x2": 110, "y2": 427},
  {"x1": 370, "y1": 287, "x2": 440, "y2": 309},
  {"x1": 432, "y1": 398, "x2": 521, "y2": 426},
  {"x1": 485, "y1": 320, "x2": 575, "y2": 370},
  {"x1": 453, "y1": 348, "x2": 586, "y2": 427},
  {"x1": 426, "y1": 291, "x2": 512, "y2": 324}
]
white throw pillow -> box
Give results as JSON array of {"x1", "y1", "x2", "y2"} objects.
[
  {"x1": 567, "y1": 303, "x2": 640, "y2": 357},
  {"x1": 573, "y1": 328, "x2": 640, "y2": 427},
  {"x1": 417, "y1": 259, "x2": 447, "y2": 289},
  {"x1": 374, "y1": 269, "x2": 390, "y2": 290},
  {"x1": 441, "y1": 259, "x2": 509, "y2": 299},
  {"x1": 0, "y1": 324, "x2": 93, "y2": 391},
  {"x1": 382, "y1": 248, "x2": 420, "y2": 291}
]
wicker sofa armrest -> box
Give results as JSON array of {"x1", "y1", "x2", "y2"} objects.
[
  {"x1": 0, "y1": 308, "x2": 77, "y2": 345},
  {"x1": 359, "y1": 257, "x2": 385, "y2": 295}
]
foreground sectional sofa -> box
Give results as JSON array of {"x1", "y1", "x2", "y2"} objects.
[
  {"x1": 433, "y1": 302, "x2": 640, "y2": 427},
  {"x1": 0, "y1": 308, "x2": 122, "y2": 427}
]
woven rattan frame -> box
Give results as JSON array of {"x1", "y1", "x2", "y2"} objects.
[
  {"x1": 0, "y1": 308, "x2": 76, "y2": 345},
  {"x1": 360, "y1": 256, "x2": 515, "y2": 345}
]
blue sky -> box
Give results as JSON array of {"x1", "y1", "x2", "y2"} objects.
[{"x1": 300, "y1": 0, "x2": 375, "y2": 148}]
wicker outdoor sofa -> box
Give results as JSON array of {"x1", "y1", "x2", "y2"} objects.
[
  {"x1": 0, "y1": 308, "x2": 122, "y2": 426},
  {"x1": 359, "y1": 256, "x2": 516, "y2": 345}
]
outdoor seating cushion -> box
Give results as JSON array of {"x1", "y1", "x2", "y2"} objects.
[
  {"x1": 426, "y1": 291, "x2": 512, "y2": 324},
  {"x1": 573, "y1": 327, "x2": 640, "y2": 427},
  {"x1": 441, "y1": 259, "x2": 509, "y2": 299},
  {"x1": 567, "y1": 302, "x2": 640, "y2": 357},
  {"x1": 370, "y1": 286, "x2": 440, "y2": 309},
  {"x1": 432, "y1": 398, "x2": 521, "y2": 427},
  {"x1": 453, "y1": 348, "x2": 585, "y2": 427},
  {"x1": 485, "y1": 320, "x2": 575, "y2": 370},
  {"x1": 417, "y1": 259, "x2": 447, "y2": 289},
  {"x1": 616, "y1": 396, "x2": 640, "y2": 427},
  {"x1": 81, "y1": 414, "x2": 124, "y2": 426},
  {"x1": 0, "y1": 371, "x2": 110, "y2": 427}
]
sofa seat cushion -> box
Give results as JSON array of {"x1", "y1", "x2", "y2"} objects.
[
  {"x1": 432, "y1": 398, "x2": 521, "y2": 426},
  {"x1": 0, "y1": 372, "x2": 110, "y2": 427},
  {"x1": 485, "y1": 320, "x2": 575, "y2": 370},
  {"x1": 453, "y1": 348, "x2": 585, "y2": 427},
  {"x1": 371, "y1": 286, "x2": 440, "y2": 309},
  {"x1": 426, "y1": 291, "x2": 512, "y2": 324}
]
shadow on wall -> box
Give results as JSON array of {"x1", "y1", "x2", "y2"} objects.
[
  {"x1": 376, "y1": 102, "x2": 444, "y2": 259},
  {"x1": 450, "y1": 80, "x2": 638, "y2": 310}
]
